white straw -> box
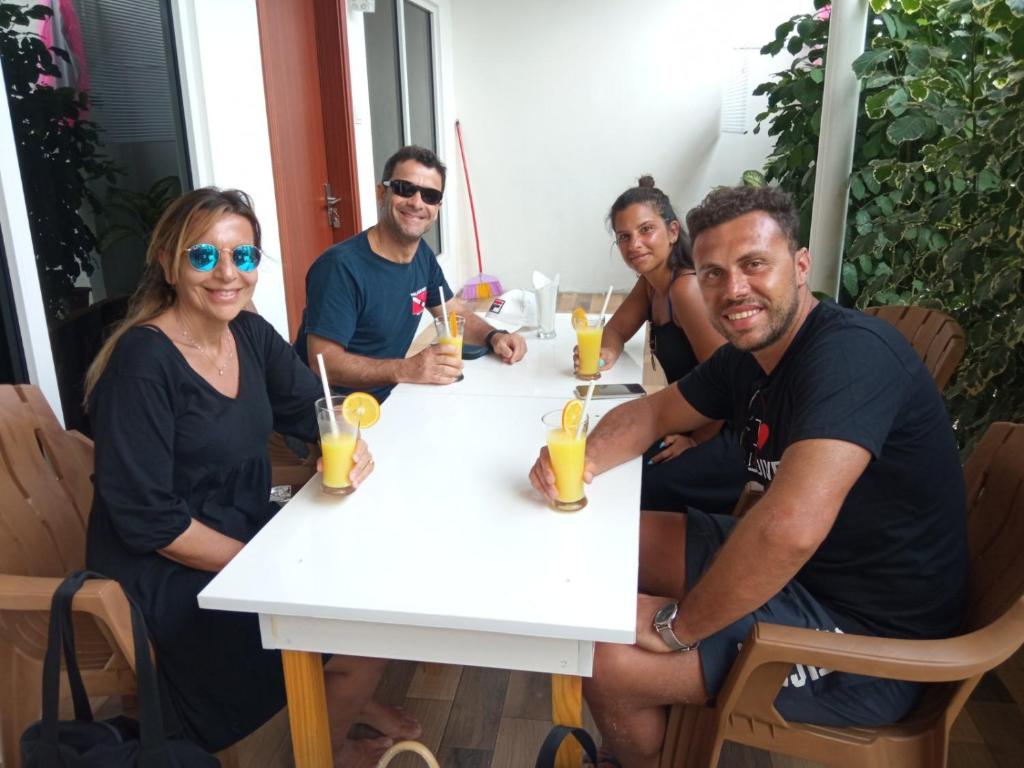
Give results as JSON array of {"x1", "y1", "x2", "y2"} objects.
[
  {"x1": 598, "y1": 285, "x2": 614, "y2": 327},
  {"x1": 438, "y1": 286, "x2": 451, "y2": 338},
  {"x1": 315, "y1": 353, "x2": 339, "y2": 435},
  {"x1": 576, "y1": 380, "x2": 596, "y2": 440}
]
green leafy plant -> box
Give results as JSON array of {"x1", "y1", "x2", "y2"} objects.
[
  {"x1": 1, "y1": 2, "x2": 119, "y2": 319},
  {"x1": 99, "y1": 175, "x2": 182, "y2": 251},
  {"x1": 748, "y1": 0, "x2": 1024, "y2": 452}
]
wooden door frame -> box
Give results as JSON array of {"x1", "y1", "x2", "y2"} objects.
[{"x1": 256, "y1": 0, "x2": 362, "y2": 340}]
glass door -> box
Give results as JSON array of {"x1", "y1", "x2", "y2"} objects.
[
  {"x1": 364, "y1": 0, "x2": 442, "y2": 255},
  {"x1": 0, "y1": 0, "x2": 191, "y2": 432}
]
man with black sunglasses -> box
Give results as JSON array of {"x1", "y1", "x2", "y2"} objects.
[
  {"x1": 529, "y1": 186, "x2": 967, "y2": 768},
  {"x1": 295, "y1": 145, "x2": 527, "y2": 402}
]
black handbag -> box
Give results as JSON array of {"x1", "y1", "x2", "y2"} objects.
[
  {"x1": 534, "y1": 724, "x2": 599, "y2": 767},
  {"x1": 20, "y1": 570, "x2": 220, "y2": 767}
]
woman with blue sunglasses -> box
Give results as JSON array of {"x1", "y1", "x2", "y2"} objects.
[{"x1": 83, "y1": 188, "x2": 418, "y2": 764}]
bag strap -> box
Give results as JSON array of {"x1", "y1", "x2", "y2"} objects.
[
  {"x1": 38, "y1": 570, "x2": 174, "y2": 764},
  {"x1": 534, "y1": 724, "x2": 599, "y2": 768},
  {"x1": 40, "y1": 571, "x2": 97, "y2": 744},
  {"x1": 376, "y1": 740, "x2": 440, "y2": 767}
]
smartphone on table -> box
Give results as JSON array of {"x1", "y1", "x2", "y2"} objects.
[{"x1": 573, "y1": 383, "x2": 646, "y2": 399}]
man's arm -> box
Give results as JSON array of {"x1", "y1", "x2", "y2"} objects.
[
  {"x1": 528, "y1": 384, "x2": 714, "y2": 500},
  {"x1": 661, "y1": 439, "x2": 870, "y2": 649},
  {"x1": 308, "y1": 333, "x2": 461, "y2": 388}
]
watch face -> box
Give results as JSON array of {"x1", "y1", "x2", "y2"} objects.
[{"x1": 654, "y1": 602, "x2": 677, "y2": 625}]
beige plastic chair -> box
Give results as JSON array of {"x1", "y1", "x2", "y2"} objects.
[
  {"x1": 863, "y1": 305, "x2": 965, "y2": 391},
  {"x1": 661, "y1": 421, "x2": 1024, "y2": 767},
  {"x1": 0, "y1": 385, "x2": 241, "y2": 767}
]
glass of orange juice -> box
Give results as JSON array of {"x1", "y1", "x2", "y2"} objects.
[
  {"x1": 542, "y1": 406, "x2": 590, "y2": 512},
  {"x1": 573, "y1": 310, "x2": 602, "y2": 381},
  {"x1": 316, "y1": 396, "x2": 359, "y2": 495},
  {"x1": 433, "y1": 314, "x2": 465, "y2": 382}
]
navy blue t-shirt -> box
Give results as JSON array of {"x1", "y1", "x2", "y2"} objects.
[
  {"x1": 678, "y1": 301, "x2": 968, "y2": 640},
  {"x1": 294, "y1": 230, "x2": 453, "y2": 401}
]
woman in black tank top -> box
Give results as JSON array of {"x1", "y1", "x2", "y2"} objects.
[{"x1": 595, "y1": 177, "x2": 749, "y2": 514}]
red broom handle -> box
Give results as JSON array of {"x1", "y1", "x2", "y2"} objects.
[{"x1": 455, "y1": 120, "x2": 484, "y2": 275}]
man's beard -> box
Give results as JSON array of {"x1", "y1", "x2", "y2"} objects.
[{"x1": 716, "y1": 287, "x2": 800, "y2": 353}]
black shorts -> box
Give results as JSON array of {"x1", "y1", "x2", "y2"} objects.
[{"x1": 686, "y1": 509, "x2": 922, "y2": 726}]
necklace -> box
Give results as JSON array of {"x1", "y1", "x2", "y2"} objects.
[{"x1": 177, "y1": 313, "x2": 234, "y2": 376}]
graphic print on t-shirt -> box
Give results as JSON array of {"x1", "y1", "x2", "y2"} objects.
[
  {"x1": 410, "y1": 287, "x2": 427, "y2": 315},
  {"x1": 742, "y1": 386, "x2": 780, "y2": 484}
]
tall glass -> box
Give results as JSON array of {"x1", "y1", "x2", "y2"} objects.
[
  {"x1": 433, "y1": 314, "x2": 465, "y2": 382},
  {"x1": 575, "y1": 315, "x2": 603, "y2": 380},
  {"x1": 535, "y1": 282, "x2": 558, "y2": 339},
  {"x1": 316, "y1": 396, "x2": 359, "y2": 495},
  {"x1": 542, "y1": 410, "x2": 590, "y2": 512}
]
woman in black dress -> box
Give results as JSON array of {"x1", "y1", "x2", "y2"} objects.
[
  {"x1": 584, "y1": 177, "x2": 748, "y2": 514},
  {"x1": 83, "y1": 188, "x2": 418, "y2": 766}
]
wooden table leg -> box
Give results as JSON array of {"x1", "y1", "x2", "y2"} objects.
[
  {"x1": 552, "y1": 673, "x2": 583, "y2": 768},
  {"x1": 281, "y1": 650, "x2": 332, "y2": 768}
]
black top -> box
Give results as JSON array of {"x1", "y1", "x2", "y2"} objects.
[
  {"x1": 678, "y1": 301, "x2": 968, "y2": 639},
  {"x1": 86, "y1": 311, "x2": 322, "y2": 750},
  {"x1": 647, "y1": 277, "x2": 699, "y2": 383}
]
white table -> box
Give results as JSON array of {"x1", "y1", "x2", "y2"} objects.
[
  {"x1": 199, "y1": 327, "x2": 644, "y2": 767},
  {"x1": 403, "y1": 312, "x2": 649, "y2": 398}
]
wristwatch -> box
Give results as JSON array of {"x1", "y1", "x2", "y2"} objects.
[
  {"x1": 484, "y1": 328, "x2": 509, "y2": 351},
  {"x1": 653, "y1": 600, "x2": 700, "y2": 652}
]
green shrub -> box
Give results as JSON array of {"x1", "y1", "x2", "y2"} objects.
[{"x1": 749, "y1": 0, "x2": 1024, "y2": 452}]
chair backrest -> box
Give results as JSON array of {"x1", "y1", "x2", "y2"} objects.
[
  {"x1": 0, "y1": 384, "x2": 94, "y2": 578},
  {"x1": 863, "y1": 305, "x2": 965, "y2": 391},
  {"x1": 962, "y1": 422, "x2": 1024, "y2": 632}
]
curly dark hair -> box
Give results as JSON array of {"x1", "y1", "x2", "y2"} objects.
[
  {"x1": 607, "y1": 175, "x2": 693, "y2": 271},
  {"x1": 382, "y1": 145, "x2": 447, "y2": 190},
  {"x1": 685, "y1": 186, "x2": 799, "y2": 253}
]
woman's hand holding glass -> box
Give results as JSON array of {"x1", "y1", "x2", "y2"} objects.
[
  {"x1": 572, "y1": 344, "x2": 620, "y2": 374},
  {"x1": 317, "y1": 438, "x2": 374, "y2": 489}
]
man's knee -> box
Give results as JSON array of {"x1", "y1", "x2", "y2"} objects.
[{"x1": 586, "y1": 642, "x2": 637, "y2": 700}]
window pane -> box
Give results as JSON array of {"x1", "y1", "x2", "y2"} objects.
[
  {"x1": 1, "y1": 0, "x2": 191, "y2": 432},
  {"x1": 364, "y1": 0, "x2": 403, "y2": 184},
  {"x1": 0, "y1": 232, "x2": 28, "y2": 384},
  {"x1": 402, "y1": 2, "x2": 439, "y2": 254},
  {"x1": 403, "y1": 2, "x2": 436, "y2": 152}
]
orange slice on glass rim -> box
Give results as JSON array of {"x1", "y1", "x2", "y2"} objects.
[
  {"x1": 571, "y1": 307, "x2": 589, "y2": 330},
  {"x1": 341, "y1": 392, "x2": 381, "y2": 429},
  {"x1": 561, "y1": 399, "x2": 585, "y2": 433},
  {"x1": 448, "y1": 313, "x2": 459, "y2": 338}
]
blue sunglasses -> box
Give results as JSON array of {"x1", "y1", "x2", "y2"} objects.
[{"x1": 185, "y1": 243, "x2": 263, "y2": 273}]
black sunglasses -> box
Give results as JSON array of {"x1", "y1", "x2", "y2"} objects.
[
  {"x1": 383, "y1": 179, "x2": 444, "y2": 205},
  {"x1": 185, "y1": 243, "x2": 263, "y2": 273}
]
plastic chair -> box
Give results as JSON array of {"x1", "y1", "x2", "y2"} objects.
[
  {"x1": 0, "y1": 384, "x2": 137, "y2": 768},
  {"x1": 863, "y1": 305, "x2": 965, "y2": 391},
  {"x1": 660, "y1": 421, "x2": 1024, "y2": 767},
  {"x1": 0, "y1": 385, "x2": 244, "y2": 767}
]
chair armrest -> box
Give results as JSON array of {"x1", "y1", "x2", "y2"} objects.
[
  {"x1": 0, "y1": 573, "x2": 136, "y2": 667},
  {"x1": 744, "y1": 601, "x2": 1024, "y2": 683}
]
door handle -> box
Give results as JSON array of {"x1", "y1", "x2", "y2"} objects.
[{"x1": 324, "y1": 182, "x2": 341, "y2": 228}]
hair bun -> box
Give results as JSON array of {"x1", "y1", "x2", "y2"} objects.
[{"x1": 637, "y1": 175, "x2": 656, "y2": 189}]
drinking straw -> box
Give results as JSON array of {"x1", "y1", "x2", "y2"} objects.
[
  {"x1": 576, "y1": 380, "x2": 597, "y2": 440},
  {"x1": 598, "y1": 285, "x2": 614, "y2": 327},
  {"x1": 438, "y1": 286, "x2": 451, "y2": 338},
  {"x1": 315, "y1": 353, "x2": 339, "y2": 436}
]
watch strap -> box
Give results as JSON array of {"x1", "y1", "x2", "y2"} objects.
[{"x1": 484, "y1": 328, "x2": 509, "y2": 350}]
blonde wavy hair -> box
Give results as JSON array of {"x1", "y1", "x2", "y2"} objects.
[{"x1": 84, "y1": 187, "x2": 262, "y2": 404}]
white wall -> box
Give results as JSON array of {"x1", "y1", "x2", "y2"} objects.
[
  {"x1": 444, "y1": 0, "x2": 807, "y2": 294},
  {"x1": 171, "y1": 0, "x2": 289, "y2": 338}
]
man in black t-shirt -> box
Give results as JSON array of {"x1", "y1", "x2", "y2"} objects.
[{"x1": 529, "y1": 186, "x2": 967, "y2": 768}]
